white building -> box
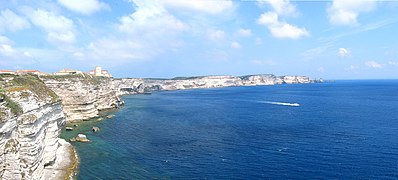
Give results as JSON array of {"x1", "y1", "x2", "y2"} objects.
[
  {"x1": 0, "y1": 70, "x2": 16, "y2": 75},
  {"x1": 89, "y1": 66, "x2": 112, "y2": 77},
  {"x1": 53, "y1": 69, "x2": 83, "y2": 76}
]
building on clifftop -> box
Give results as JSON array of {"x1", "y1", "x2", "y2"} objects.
[
  {"x1": 88, "y1": 66, "x2": 112, "y2": 77},
  {"x1": 0, "y1": 70, "x2": 16, "y2": 75},
  {"x1": 53, "y1": 68, "x2": 83, "y2": 76},
  {"x1": 16, "y1": 70, "x2": 48, "y2": 76}
]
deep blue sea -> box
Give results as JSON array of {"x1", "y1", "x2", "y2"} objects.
[{"x1": 62, "y1": 81, "x2": 398, "y2": 179}]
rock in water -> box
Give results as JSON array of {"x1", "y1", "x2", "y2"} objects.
[
  {"x1": 92, "y1": 127, "x2": 100, "y2": 132},
  {"x1": 75, "y1": 134, "x2": 90, "y2": 142},
  {"x1": 106, "y1": 114, "x2": 115, "y2": 119},
  {"x1": 66, "y1": 127, "x2": 73, "y2": 131}
]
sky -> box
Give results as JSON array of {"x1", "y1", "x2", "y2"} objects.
[{"x1": 0, "y1": 0, "x2": 398, "y2": 79}]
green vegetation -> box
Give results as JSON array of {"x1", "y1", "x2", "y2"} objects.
[
  {"x1": 0, "y1": 93, "x2": 23, "y2": 116},
  {"x1": 0, "y1": 74, "x2": 59, "y2": 103},
  {"x1": 11, "y1": 75, "x2": 58, "y2": 102},
  {"x1": 41, "y1": 74, "x2": 85, "y2": 80},
  {"x1": 42, "y1": 74, "x2": 109, "y2": 85},
  {"x1": 4, "y1": 139, "x2": 18, "y2": 153},
  {"x1": 171, "y1": 76, "x2": 206, "y2": 80},
  {"x1": 0, "y1": 111, "x2": 6, "y2": 120}
]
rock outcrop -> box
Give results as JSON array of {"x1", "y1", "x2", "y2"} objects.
[
  {"x1": 92, "y1": 127, "x2": 100, "y2": 132},
  {"x1": 0, "y1": 75, "x2": 76, "y2": 179},
  {"x1": 70, "y1": 134, "x2": 90, "y2": 142},
  {"x1": 41, "y1": 75, "x2": 124, "y2": 122}
]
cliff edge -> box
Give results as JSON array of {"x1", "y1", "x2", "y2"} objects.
[
  {"x1": 41, "y1": 75, "x2": 124, "y2": 122},
  {"x1": 0, "y1": 74, "x2": 76, "y2": 179},
  {"x1": 115, "y1": 74, "x2": 322, "y2": 94}
]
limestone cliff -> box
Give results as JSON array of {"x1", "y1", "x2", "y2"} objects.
[
  {"x1": 115, "y1": 74, "x2": 321, "y2": 94},
  {"x1": 41, "y1": 74, "x2": 319, "y2": 121},
  {"x1": 0, "y1": 75, "x2": 75, "y2": 179},
  {"x1": 41, "y1": 75, "x2": 124, "y2": 122}
]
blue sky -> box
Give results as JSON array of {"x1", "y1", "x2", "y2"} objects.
[{"x1": 0, "y1": 0, "x2": 398, "y2": 79}]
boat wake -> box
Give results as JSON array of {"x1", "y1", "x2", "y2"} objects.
[{"x1": 262, "y1": 101, "x2": 300, "y2": 107}]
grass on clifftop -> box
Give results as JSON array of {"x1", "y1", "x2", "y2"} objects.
[
  {"x1": 0, "y1": 74, "x2": 59, "y2": 103},
  {"x1": 41, "y1": 74, "x2": 109, "y2": 85}
]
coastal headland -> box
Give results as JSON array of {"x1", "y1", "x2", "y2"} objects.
[{"x1": 0, "y1": 71, "x2": 322, "y2": 179}]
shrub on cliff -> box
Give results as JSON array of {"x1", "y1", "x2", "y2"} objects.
[
  {"x1": 42, "y1": 74, "x2": 108, "y2": 85},
  {"x1": 0, "y1": 93, "x2": 23, "y2": 116},
  {"x1": 0, "y1": 74, "x2": 59, "y2": 103},
  {"x1": 10, "y1": 75, "x2": 58, "y2": 103}
]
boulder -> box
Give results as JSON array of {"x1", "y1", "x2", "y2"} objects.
[
  {"x1": 65, "y1": 127, "x2": 73, "y2": 131},
  {"x1": 106, "y1": 114, "x2": 115, "y2": 119},
  {"x1": 92, "y1": 127, "x2": 100, "y2": 132},
  {"x1": 75, "y1": 134, "x2": 90, "y2": 142}
]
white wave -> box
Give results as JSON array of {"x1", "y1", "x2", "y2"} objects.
[{"x1": 263, "y1": 101, "x2": 300, "y2": 107}]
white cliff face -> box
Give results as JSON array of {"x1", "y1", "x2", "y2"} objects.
[
  {"x1": 116, "y1": 74, "x2": 319, "y2": 94},
  {"x1": 148, "y1": 76, "x2": 243, "y2": 90},
  {"x1": 282, "y1": 76, "x2": 311, "y2": 84},
  {"x1": 0, "y1": 88, "x2": 73, "y2": 179},
  {"x1": 241, "y1": 74, "x2": 281, "y2": 85},
  {"x1": 42, "y1": 76, "x2": 123, "y2": 122}
]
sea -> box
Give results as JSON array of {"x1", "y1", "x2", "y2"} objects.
[{"x1": 61, "y1": 80, "x2": 398, "y2": 179}]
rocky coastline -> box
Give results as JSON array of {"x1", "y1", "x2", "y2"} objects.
[
  {"x1": 0, "y1": 75, "x2": 77, "y2": 179},
  {"x1": 0, "y1": 73, "x2": 322, "y2": 179}
]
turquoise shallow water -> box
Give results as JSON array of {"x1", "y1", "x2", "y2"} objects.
[{"x1": 62, "y1": 81, "x2": 398, "y2": 179}]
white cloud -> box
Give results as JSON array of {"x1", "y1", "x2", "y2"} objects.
[
  {"x1": 0, "y1": 35, "x2": 13, "y2": 45},
  {"x1": 328, "y1": 0, "x2": 377, "y2": 26},
  {"x1": 317, "y1": 67, "x2": 325, "y2": 73},
  {"x1": 270, "y1": 23, "x2": 309, "y2": 39},
  {"x1": 58, "y1": 0, "x2": 109, "y2": 15},
  {"x1": 0, "y1": 9, "x2": 30, "y2": 32},
  {"x1": 84, "y1": 39, "x2": 153, "y2": 62},
  {"x1": 78, "y1": 0, "x2": 189, "y2": 64},
  {"x1": 257, "y1": 12, "x2": 309, "y2": 39},
  {"x1": 29, "y1": 9, "x2": 74, "y2": 32},
  {"x1": 236, "y1": 28, "x2": 252, "y2": 37},
  {"x1": 258, "y1": 12, "x2": 279, "y2": 25},
  {"x1": 208, "y1": 29, "x2": 226, "y2": 41},
  {"x1": 52, "y1": 0, "x2": 236, "y2": 66},
  {"x1": 71, "y1": 0, "x2": 237, "y2": 66},
  {"x1": 338, "y1": 48, "x2": 350, "y2": 57},
  {"x1": 257, "y1": 1, "x2": 308, "y2": 40},
  {"x1": 365, "y1": 61, "x2": 383, "y2": 68},
  {"x1": 257, "y1": 0, "x2": 297, "y2": 16},
  {"x1": 161, "y1": 0, "x2": 234, "y2": 15},
  {"x1": 0, "y1": 36, "x2": 17, "y2": 57},
  {"x1": 0, "y1": 35, "x2": 34, "y2": 61},
  {"x1": 230, "y1": 41, "x2": 241, "y2": 49},
  {"x1": 28, "y1": 9, "x2": 76, "y2": 44},
  {"x1": 118, "y1": 1, "x2": 187, "y2": 35}
]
